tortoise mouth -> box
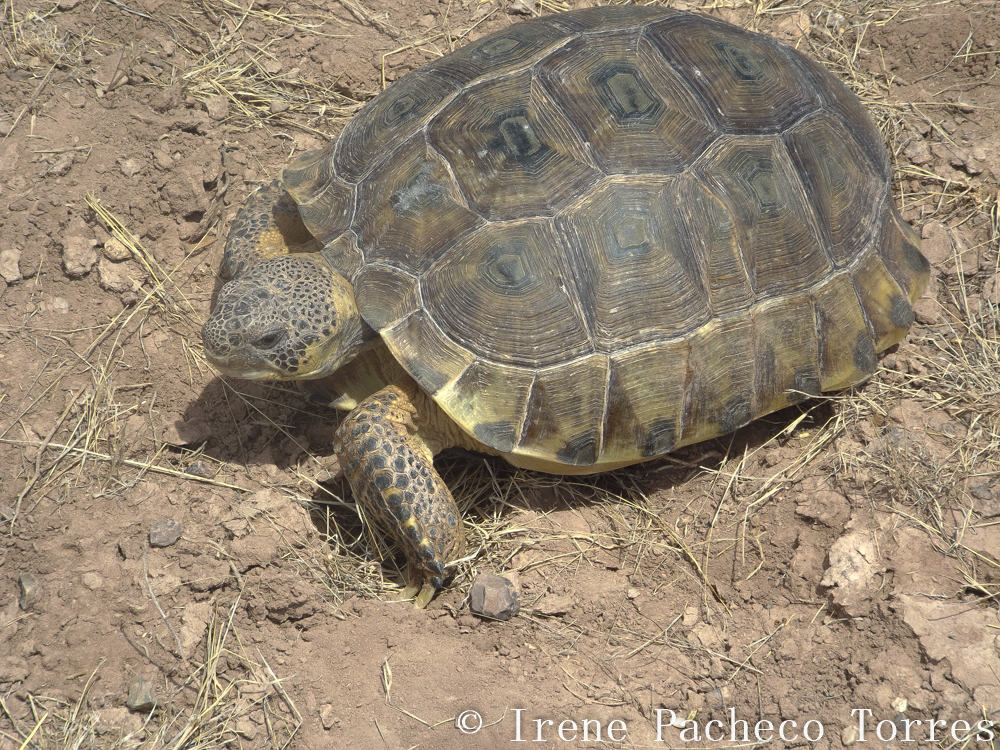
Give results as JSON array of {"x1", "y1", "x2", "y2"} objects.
[
  {"x1": 203, "y1": 344, "x2": 340, "y2": 381},
  {"x1": 203, "y1": 352, "x2": 289, "y2": 381}
]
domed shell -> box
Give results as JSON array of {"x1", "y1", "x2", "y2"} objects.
[{"x1": 281, "y1": 6, "x2": 928, "y2": 470}]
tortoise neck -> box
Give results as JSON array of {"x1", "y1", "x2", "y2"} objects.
[{"x1": 306, "y1": 343, "x2": 405, "y2": 411}]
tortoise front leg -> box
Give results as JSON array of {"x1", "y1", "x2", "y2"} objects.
[{"x1": 334, "y1": 381, "x2": 465, "y2": 608}]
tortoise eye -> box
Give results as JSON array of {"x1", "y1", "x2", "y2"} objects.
[{"x1": 256, "y1": 331, "x2": 283, "y2": 348}]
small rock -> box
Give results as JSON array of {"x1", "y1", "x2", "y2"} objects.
[
  {"x1": 705, "y1": 685, "x2": 731, "y2": 710},
  {"x1": 162, "y1": 416, "x2": 213, "y2": 446},
  {"x1": 795, "y1": 476, "x2": 850, "y2": 527},
  {"x1": 185, "y1": 461, "x2": 217, "y2": 479},
  {"x1": 205, "y1": 95, "x2": 229, "y2": 120},
  {"x1": 469, "y1": 572, "x2": 520, "y2": 621},
  {"x1": 18, "y1": 572, "x2": 42, "y2": 611},
  {"x1": 0, "y1": 248, "x2": 22, "y2": 283},
  {"x1": 0, "y1": 656, "x2": 30, "y2": 683},
  {"x1": 912, "y1": 297, "x2": 943, "y2": 325},
  {"x1": 920, "y1": 222, "x2": 951, "y2": 268},
  {"x1": 126, "y1": 676, "x2": 157, "y2": 712},
  {"x1": 119, "y1": 158, "x2": 144, "y2": 178},
  {"x1": 820, "y1": 528, "x2": 878, "y2": 614},
  {"x1": 535, "y1": 594, "x2": 573, "y2": 617},
  {"x1": 969, "y1": 482, "x2": 993, "y2": 502},
  {"x1": 46, "y1": 152, "x2": 75, "y2": 177},
  {"x1": 626, "y1": 587, "x2": 641, "y2": 599},
  {"x1": 81, "y1": 572, "x2": 103, "y2": 590},
  {"x1": 682, "y1": 605, "x2": 699, "y2": 627},
  {"x1": 149, "y1": 519, "x2": 183, "y2": 547},
  {"x1": 983, "y1": 275, "x2": 1000, "y2": 305},
  {"x1": 269, "y1": 100, "x2": 290, "y2": 114},
  {"x1": 93, "y1": 49, "x2": 128, "y2": 93},
  {"x1": 63, "y1": 89, "x2": 86, "y2": 108},
  {"x1": 842, "y1": 725, "x2": 859, "y2": 746},
  {"x1": 509, "y1": 0, "x2": 537, "y2": 14},
  {"x1": 976, "y1": 495, "x2": 1000, "y2": 518},
  {"x1": 62, "y1": 236, "x2": 99, "y2": 277},
  {"x1": 179, "y1": 601, "x2": 212, "y2": 652},
  {"x1": 98, "y1": 257, "x2": 142, "y2": 293},
  {"x1": 102, "y1": 237, "x2": 132, "y2": 261},
  {"x1": 891, "y1": 696, "x2": 908, "y2": 713},
  {"x1": 151, "y1": 83, "x2": 182, "y2": 113},
  {"x1": 319, "y1": 704, "x2": 339, "y2": 730},
  {"x1": 901, "y1": 595, "x2": 1000, "y2": 701},
  {"x1": 903, "y1": 138, "x2": 932, "y2": 166},
  {"x1": 50, "y1": 297, "x2": 70, "y2": 314}
]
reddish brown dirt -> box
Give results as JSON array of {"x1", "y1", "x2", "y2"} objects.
[{"x1": 1, "y1": 1, "x2": 999, "y2": 748}]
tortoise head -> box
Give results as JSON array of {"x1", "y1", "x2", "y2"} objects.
[{"x1": 202, "y1": 253, "x2": 376, "y2": 381}]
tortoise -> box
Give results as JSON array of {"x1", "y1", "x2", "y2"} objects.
[{"x1": 202, "y1": 6, "x2": 929, "y2": 608}]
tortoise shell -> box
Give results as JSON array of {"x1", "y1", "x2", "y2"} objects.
[{"x1": 279, "y1": 6, "x2": 928, "y2": 470}]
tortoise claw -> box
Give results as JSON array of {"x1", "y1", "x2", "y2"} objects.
[{"x1": 399, "y1": 574, "x2": 438, "y2": 609}]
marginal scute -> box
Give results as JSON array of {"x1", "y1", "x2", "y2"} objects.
[
  {"x1": 642, "y1": 419, "x2": 677, "y2": 459},
  {"x1": 681, "y1": 318, "x2": 755, "y2": 446},
  {"x1": 436, "y1": 360, "x2": 534, "y2": 454},
  {"x1": 852, "y1": 332, "x2": 878, "y2": 375},
  {"x1": 813, "y1": 273, "x2": 876, "y2": 390},
  {"x1": 516, "y1": 355, "x2": 609, "y2": 466},
  {"x1": 556, "y1": 433, "x2": 600, "y2": 466},
  {"x1": 751, "y1": 296, "x2": 820, "y2": 417},
  {"x1": 354, "y1": 264, "x2": 419, "y2": 330},
  {"x1": 852, "y1": 253, "x2": 914, "y2": 350},
  {"x1": 603, "y1": 343, "x2": 687, "y2": 462},
  {"x1": 889, "y1": 295, "x2": 915, "y2": 329},
  {"x1": 472, "y1": 422, "x2": 519, "y2": 454},
  {"x1": 381, "y1": 310, "x2": 474, "y2": 395},
  {"x1": 877, "y1": 207, "x2": 930, "y2": 304},
  {"x1": 321, "y1": 232, "x2": 364, "y2": 280}
]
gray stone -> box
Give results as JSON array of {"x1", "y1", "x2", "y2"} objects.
[
  {"x1": 149, "y1": 519, "x2": 183, "y2": 547},
  {"x1": 18, "y1": 572, "x2": 42, "y2": 611},
  {"x1": 469, "y1": 572, "x2": 520, "y2": 621},
  {"x1": 126, "y1": 676, "x2": 157, "y2": 712}
]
